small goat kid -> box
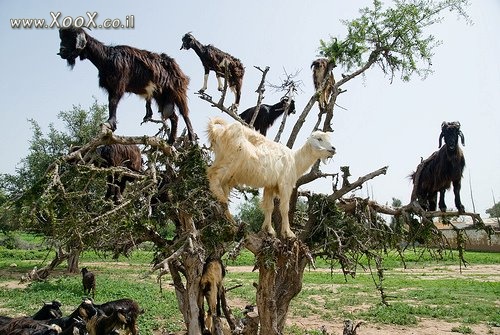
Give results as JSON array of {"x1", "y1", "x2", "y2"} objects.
[
  {"x1": 411, "y1": 121, "x2": 466, "y2": 213},
  {"x1": 311, "y1": 58, "x2": 335, "y2": 109},
  {"x1": 181, "y1": 33, "x2": 245, "y2": 108},
  {"x1": 198, "y1": 258, "x2": 226, "y2": 335},
  {"x1": 81, "y1": 267, "x2": 96, "y2": 298},
  {"x1": 239, "y1": 97, "x2": 296, "y2": 136},
  {"x1": 58, "y1": 27, "x2": 194, "y2": 144},
  {"x1": 207, "y1": 118, "x2": 336, "y2": 238}
]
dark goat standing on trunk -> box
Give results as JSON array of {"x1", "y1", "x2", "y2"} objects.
[
  {"x1": 96, "y1": 144, "x2": 143, "y2": 203},
  {"x1": 239, "y1": 97, "x2": 296, "y2": 136},
  {"x1": 411, "y1": 121, "x2": 466, "y2": 213},
  {"x1": 198, "y1": 258, "x2": 226, "y2": 335},
  {"x1": 81, "y1": 267, "x2": 96, "y2": 298},
  {"x1": 311, "y1": 58, "x2": 335, "y2": 109},
  {"x1": 58, "y1": 26, "x2": 195, "y2": 144},
  {"x1": 181, "y1": 33, "x2": 245, "y2": 108}
]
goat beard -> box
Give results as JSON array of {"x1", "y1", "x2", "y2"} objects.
[{"x1": 66, "y1": 57, "x2": 77, "y2": 69}]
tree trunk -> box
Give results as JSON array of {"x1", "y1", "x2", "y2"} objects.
[
  {"x1": 247, "y1": 236, "x2": 310, "y2": 334},
  {"x1": 67, "y1": 247, "x2": 82, "y2": 273}
]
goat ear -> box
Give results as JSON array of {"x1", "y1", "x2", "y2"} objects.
[
  {"x1": 459, "y1": 131, "x2": 465, "y2": 146},
  {"x1": 438, "y1": 133, "x2": 444, "y2": 148},
  {"x1": 75, "y1": 31, "x2": 87, "y2": 51}
]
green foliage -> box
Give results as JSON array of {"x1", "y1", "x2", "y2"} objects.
[
  {"x1": 235, "y1": 195, "x2": 264, "y2": 233},
  {"x1": 486, "y1": 202, "x2": 500, "y2": 218},
  {"x1": 319, "y1": 0, "x2": 471, "y2": 81}
]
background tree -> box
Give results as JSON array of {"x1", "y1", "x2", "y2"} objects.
[
  {"x1": 0, "y1": 100, "x2": 107, "y2": 273},
  {"x1": 486, "y1": 202, "x2": 500, "y2": 218}
]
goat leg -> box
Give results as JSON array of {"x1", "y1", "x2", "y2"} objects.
[
  {"x1": 438, "y1": 189, "x2": 447, "y2": 212},
  {"x1": 142, "y1": 100, "x2": 154, "y2": 123},
  {"x1": 453, "y1": 180, "x2": 465, "y2": 213}
]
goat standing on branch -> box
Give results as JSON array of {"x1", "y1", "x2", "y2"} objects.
[
  {"x1": 181, "y1": 33, "x2": 245, "y2": 109},
  {"x1": 311, "y1": 58, "x2": 335, "y2": 110},
  {"x1": 239, "y1": 97, "x2": 296, "y2": 136},
  {"x1": 411, "y1": 121, "x2": 466, "y2": 213},
  {"x1": 58, "y1": 27, "x2": 195, "y2": 144},
  {"x1": 207, "y1": 117, "x2": 336, "y2": 238}
]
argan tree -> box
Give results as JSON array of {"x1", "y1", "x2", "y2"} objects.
[{"x1": 1, "y1": 1, "x2": 489, "y2": 334}]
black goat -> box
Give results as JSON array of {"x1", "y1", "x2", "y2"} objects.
[
  {"x1": 311, "y1": 58, "x2": 335, "y2": 109},
  {"x1": 181, "y1": 32, "x2": 245, "y2": 108},
  {"x1": 81, "y1": 267, "x2": 96, "y2": 298},
  {"x1": 239, "y1": 97, "x2": 296, "y2": 136},
  {"x1": 43, "y1": 299, "x2": 97, "y2": 334},
  {"x1": 0, "y1": 301, "x2": 63, "y2": 328},
  {"x1": 0, "y1": 318, "x2": 62, "y2": 335},
  {"x1": 198, "y1": 258, "x2": 226, "y2": 335},
  {"x1": 32, "y1": 301, "x2": 63, "y2": 321},
  {"x1": 95, "y1": 144, "x2": 143, "y2": 203},
  {"x1": 92, "y1": 298, "x2": 143, "y2": 335},
  {"x1": 58, "y1": 26, "x2": 195, "y2": 144},
  {"x1": 411, "y1": 121, "x2": 466, "y2": 213}
]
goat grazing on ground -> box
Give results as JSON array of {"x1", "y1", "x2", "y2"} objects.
[
  {"x1": 198, "y1": 258, "x2": 226, "y2": 335},
  {"x1": 0, "y1": 318, "x2": 62, "y2": 335},
  {"x1": 81, "y1": 267, "x2": 96, "y2": 298},
  {"x1": 92, "y1": 298, "x2": 143, "y2": 335},
  {"x1": 95, "y1": 144, "x2": 143, "y2": 203},
  {"x1": 181, "y1": 33, "x2": 245, "y2": 109},
  {"x1": 0, "y1": 301, "x2": 63, "y2": 327},
  {"x1": 32, "y1": 301, "x2": 63, "y2": 321},
  {"x1": 411, "y1": 121, "x2": 466, "y2": 213},
  {"x1": 239, "y1": 97, "x2": 296, "y2": 136},
  {"x1": 311, "y1": 58, "x2": 335, "y2": 109},
  {"x1": 207, "y1": 117, "x2": 336, "y2": 238},
  {"x1": 42, "y1": 299, "x2": 97, "y2": 334},
  {"x1": 58, "y1": 26, "x2": 195, "y2": 144}
]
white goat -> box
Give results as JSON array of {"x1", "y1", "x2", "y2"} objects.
[{"x1": 206, "y1": 117, "x2": 336, "y2": 238}]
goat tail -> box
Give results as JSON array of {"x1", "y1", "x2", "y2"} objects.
[
  {"x1": 206, "y1": 117, "x2": 228, "y2": 146},
  {"x1": 160, "y1": 53, "x2": 190, "y2": 116}
]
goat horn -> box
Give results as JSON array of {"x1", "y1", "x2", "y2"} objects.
[{"x1": 459, "y1": 130, "x2": 465, "y2": 146}]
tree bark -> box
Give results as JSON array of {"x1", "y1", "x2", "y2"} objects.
[{"x1": 246, "y1": 236, "x2": 310, "y2": 334}]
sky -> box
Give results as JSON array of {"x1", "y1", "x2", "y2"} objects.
[{"x1": 0, "y1": 1, "x2": 499, "y2": 217}]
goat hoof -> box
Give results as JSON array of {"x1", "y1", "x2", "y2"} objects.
[{"x1": 282, "y1": 231, "x2": 296, "y2": 239}]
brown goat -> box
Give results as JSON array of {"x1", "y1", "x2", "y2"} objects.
[
  {"x1": 181, "y1": 33, "x2": 245, "y2": 109},
  {"x1": 198, "y1": 258, "x2": 226, "y2": 334},
  {"x1": 411, "y1": 121, "x2": 466, "y2": 213},
  {"x1": 95, "y1": 144, "x2": 143, "y2": 203},
  {"x1": 81, "y1": 267, "x2": 96, "y2": 298},
  {"x1": 311, "y1": 58, "x2": 335, "y2": 109},
  {"x1": 58, "y1": 26, "x2": 195, "y2": 144}
]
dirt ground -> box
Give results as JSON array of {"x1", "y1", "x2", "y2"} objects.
[
  {"x1": 225, "y1": 264, "x2": 500, "y2": 335},
  {"x1": 1, "y1": 264, "x2": 498, "y2": 334}
]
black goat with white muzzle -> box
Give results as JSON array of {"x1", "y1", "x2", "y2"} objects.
[
  {"x1": 58, "y1": 26, "x2": 195, "y2": 144},
  {"x1": 411, "y1": 121, "x2": 466, "y2": 213},
  {"x1": 239, "y1": 97, "x2": 296, "y2": 136}
]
